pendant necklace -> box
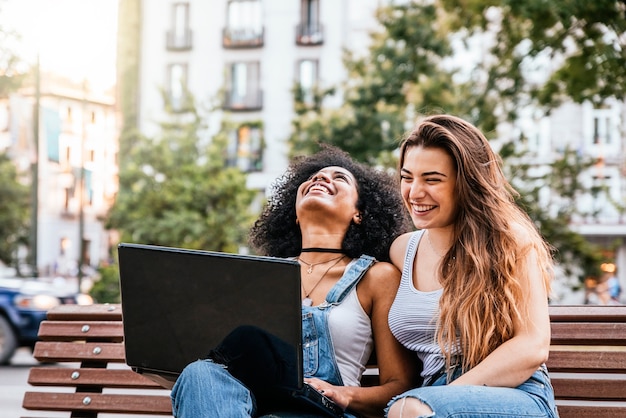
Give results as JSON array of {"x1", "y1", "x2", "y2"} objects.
[
  {"x1": 426, "y1": 231, "x2": 445, "y2": 258},
  {"x1": 297, "y1": 254, "x2": 345, "y2": 274},
  {"x1": 426, "y1": 231, "x2": 455, "y2": 266},
  {"x1": 301, "y1": 255, "x2": 345, "y2": 307}
]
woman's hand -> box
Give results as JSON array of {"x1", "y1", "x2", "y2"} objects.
[{"x1": 304, "y1": 377, "x2": 350, "y2": 411}]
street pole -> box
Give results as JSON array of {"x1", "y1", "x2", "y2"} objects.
[
  {"x1": 29, "y1": 55, "x2": 40, "y2": 278},
  {"x1": 77, "y1": 79, "x2": 86, "y2": 291}
]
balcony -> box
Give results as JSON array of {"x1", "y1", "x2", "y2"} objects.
[
  {"x1": 166, "y1": 29, "x2": 193, "y2": 51},
  {"x1": 223, "y1": 27, "x2": 264, "y2": 49},
  {"x1": 223, "y1": 90, "x2": 263, "y2": 112},
  {"x1": 296, "y1": 23, "x2": 324, "y2": 46}
]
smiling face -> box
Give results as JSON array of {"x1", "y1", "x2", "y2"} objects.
[
  {"x1": 400, "y1": 146, "x2": 457, "y2": 230},
  {"x1": 295, "y1": 166, "x2": 361, "y2": 226}
]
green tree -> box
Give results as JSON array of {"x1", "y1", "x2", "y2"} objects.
[
  {"x1": 0, "y1": 153, "x2": 30, "y2": 271},
  {"x1": 0, "y1": 12, "x2": 29, "y2": 272},
  {"x1": 289, "y1": 0, "x2": 623, "y2": 284},
  {"x1": 0, "y1": 6, "x2": 26, "y2": 97},
  {"x1": 439, "y1": 0, "x2": 626, "y2": 110},
  {"x1": 106, "y1": 99, "x2": 256, "y2": 253}
]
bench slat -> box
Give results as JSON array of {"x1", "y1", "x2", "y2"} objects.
[
  {"x1": 33, "y1": 341, "x2": 126, "y2": 363},
  {"x1": 45, "y1": 303, "x2": 123, "y2": 321},
  {"x1": 556, "y1": 401, "x2": 626, "y2": 418},
  {"x1": 551, "y1": 376, "x2": 626, "y2": 400},
  {"x1": 28, "y1": 367, "x2": 164, "y2": 389},
  {"x1": 37, "y1": 321, "x2": 124, "y2": 342},
  {"x1": 547, "y1": 350, "x2": 626, "y2": 373},
  {"x1": 550, "y1": 322, "x2": 626, "y2": 345},
  {"x1": 549, "y1": 305, "x2": 626, "y2": 322},
  {"x1": 22, "y1": 392, "x2": 172, "y2": 415}
]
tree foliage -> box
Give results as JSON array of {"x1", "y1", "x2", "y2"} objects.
[
  {"x1": 0, "y1": 153, "x2": 30, "y2": 269},
  {"x1": 0, "y1": 5, "x2": 26, "y2": 97},
  {"x1": 439, "y1": 0, "x2": 626, "y2": 109},
  {"x1": 0, "y1": 12, "x2": 29, "y2": 270},
  {"x1": 106, "y1": 99, "x2": 256, "y2": 253},
  {"x1": 289, "y1": 0, "x2": 623, "y2": 284}
]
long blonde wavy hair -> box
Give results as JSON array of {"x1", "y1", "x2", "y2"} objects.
[{"x1": 399, "y1": 114, "x2": 555, "y2": 373}]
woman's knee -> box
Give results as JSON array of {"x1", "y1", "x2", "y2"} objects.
[
  {"x1": 387, "y1": 396, "x2": 433, "y2": 418},
  {"x1": 177, "y1": 359, "x2": 225, "y2": 386}
]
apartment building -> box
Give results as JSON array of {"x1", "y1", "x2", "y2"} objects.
[
  {"x1": 135, "y1": 0, "x2": 383, "y2": 191},
  {"x1": 0, "y1": 73, "x2": 119, "y2": 280}
]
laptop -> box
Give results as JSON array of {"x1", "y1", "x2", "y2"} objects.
[{"x1": 117, "y1": 242, "x2": 345, "y2": 417}]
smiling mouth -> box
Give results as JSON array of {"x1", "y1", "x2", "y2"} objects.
[
  {"x1": 308, "y1": 183, "x2": 332, "y2": 194},
  {"x1": 412, "y1": 204, "x2": 436, "y2": 213}
]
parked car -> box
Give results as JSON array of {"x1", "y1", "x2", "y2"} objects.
[{"x1": 0, "y1": 277, "x2": 93, "y2": 364}]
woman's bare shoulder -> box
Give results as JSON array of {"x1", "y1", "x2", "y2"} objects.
[
  {"x1": 389, "y1": 231, "x2": 414, "y2": 268},
  {"x1": 361, "y1": 260, "x2": 401, "y2": 292}
]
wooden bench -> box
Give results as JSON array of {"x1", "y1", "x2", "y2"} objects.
[
  {"x1": 22, "y1": 304, "x2": 172, "y2": 417},
  {"x1": 22, "y1": 304, "x2": 626, "y2": 418}
]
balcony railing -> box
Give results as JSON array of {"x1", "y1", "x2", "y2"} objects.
[
  {"x1": 296, "y1": 23, "x2": 324, "y2": 46},
  {"x1": 223, "y1": 90, "x2": 263, "y2": 111},
  {"x1": 222, "y1": 27, "x2": 264, "y2": 49},
  {"x1": 166, "y1": 29, "x2": 193, "y2": 51}
]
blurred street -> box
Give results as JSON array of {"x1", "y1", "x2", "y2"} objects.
[{"x1": 0, "y1": 347, "x2": 48, "y2": 418}]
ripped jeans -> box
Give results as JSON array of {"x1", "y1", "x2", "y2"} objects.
[{"x1": 385, "y1": 364, "x2": 559, "y2": 418}]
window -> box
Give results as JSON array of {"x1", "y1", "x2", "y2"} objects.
[
  {"x1": 167, "y1": 63, "x2": 188, "y2": 112},
  {"x1": 297, "y1": 59, "x2": 318, "y2": 105},
  {"x1": 227, "y1": 124, "x2": 263, "y2": 172},
  {"x1": 167, "y1": 3, "x2": 192, "y2": 50},
  {"x1": 60, "y1": 237, "x2": 69, "y2": 256},
  {"x1": 297, "y1": 0, "x2": 323, "y2": 45},
  {"x1": 224, "y1": 0, "x2": 263, "y2": 47},
  {"x1": 225, "y1": 62, "x2": 262, "y2": 110},
  {"x1": 593, "y1": 113, "x2": 613, "y2": 145},
  {"x1": 82, "y1": 239, "x2": 91, "y2": 267}
]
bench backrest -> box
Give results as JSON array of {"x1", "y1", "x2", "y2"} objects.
[
  {"x1": 22, "y1": 304, "x2": 626, "y2": 418},
  {"x1": 546, "y1": 305, "x2": 626, "y2": 418}
]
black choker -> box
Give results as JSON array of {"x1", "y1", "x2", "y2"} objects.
[{"x1": 301, "y1": 247, "x2": 344, "y2": 254}]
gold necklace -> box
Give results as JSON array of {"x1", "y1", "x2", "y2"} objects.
[
  {"x1": 426, "y1": 231, "x2": 448, "y2": 258},
  {"x1": 301, "y1": 255, "x2": 345, "y2": 307},
  {"x1": 297, "y1": 254, "x2": 345, "y2": 274}
]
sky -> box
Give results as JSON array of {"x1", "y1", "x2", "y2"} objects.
[{"x1": 0, "y1": 0, "x2": 118, "y2": 91}]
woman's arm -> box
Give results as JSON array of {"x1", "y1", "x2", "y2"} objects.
[
  {"x1": 450, "y1": 247, "x2": 551, "y2": 388},
  {"x1": 310, "y1": 261, "x2": 420, "y2": 417}
]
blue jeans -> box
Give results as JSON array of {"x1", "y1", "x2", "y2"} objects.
[
  {"x1": 171, "y1": 357, "x2": 361, "y2": 417},
  {"x1": 171, "y1": 359, "x2": 330, "y2": 417},
  {"x1": 385, "y1": 365, "x2": 559, "y2": 417}
]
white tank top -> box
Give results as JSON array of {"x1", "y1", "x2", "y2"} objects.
[
  {"x1": 328, "y1": 282, "x2": 373, "y2": 386},
  {"x1": 388, "y1": 230, "x2": 446, "y2": 380}
]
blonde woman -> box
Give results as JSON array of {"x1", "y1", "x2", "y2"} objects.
[{"x1": 386, "y1": 115, "x2": 559, "y2": 417}]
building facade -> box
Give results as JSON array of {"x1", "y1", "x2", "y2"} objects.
[
  {"x1": 0, "y1": 73, "x2": 119, "y2": 281},
  {"x1": 135, "y1": 0, "x2": 383, "y2": 190}
]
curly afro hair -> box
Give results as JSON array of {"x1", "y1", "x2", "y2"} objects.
[{"x1": 249, "y1": 145, "x2": 412, "y2": 262}]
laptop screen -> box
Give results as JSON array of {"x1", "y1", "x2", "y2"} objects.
[{"x1": 118, "y1": 243, "x2": 303, "y2": 389}]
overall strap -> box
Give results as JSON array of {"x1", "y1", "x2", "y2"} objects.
[{"x1": 325, "y1": 255, "x2": 376, "y2": 305}]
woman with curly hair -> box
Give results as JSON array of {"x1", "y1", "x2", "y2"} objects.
[
  {"x1": 385, "y1": 114, "x2": 558, "y2": 417},
  {"x1": 171, "y1": 145, "x2": 418, "y2": 417}
]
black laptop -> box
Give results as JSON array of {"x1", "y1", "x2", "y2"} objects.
[{"x1": 117, "y1": 242, "x2": 345, "y2": 417}]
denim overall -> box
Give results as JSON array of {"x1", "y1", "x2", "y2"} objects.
[
  {"x1": 171, "y1": 255, "x2": 375, "y2": 418},
  {"x1": 301, "y1": 255, "x2": 375, "y2": 388}
]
